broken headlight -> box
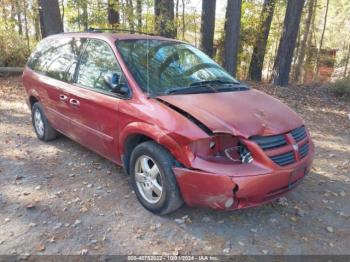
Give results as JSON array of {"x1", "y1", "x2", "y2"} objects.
[
  {"x1": 224, "y1": 143, "x2": 253, "y2": 164},
  {"x1": 190, "y1": 134, "x2": 253, "y2": 164}
]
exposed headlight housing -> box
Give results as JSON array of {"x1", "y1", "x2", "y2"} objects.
[
  {"x1": 189, "y1": 134, "x2": 253, "y2": 164},
  {"x1": 224, "y1": 143, "x2": 253, "y2": 164}
]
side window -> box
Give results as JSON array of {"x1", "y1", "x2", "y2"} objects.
[
  {"x1": 28, "y1": 37, "x2": 85, "y2": 83},
  {"x1": 76, "y1": 39, "x2": 124, "y2": 91},
  {"x1": 46, "y1": 38, "x2": 85, "y2": 82},
  {"x1": 28, "y1": 37, "x2": 70, "y2": 73}
]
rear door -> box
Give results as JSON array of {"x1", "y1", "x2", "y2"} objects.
[
  {"x1": 64, "y1": 38, "x2": 128, "y2": 162},
  {"x1": 27, "y1": 37, "x2": 85, "y2": 134}
]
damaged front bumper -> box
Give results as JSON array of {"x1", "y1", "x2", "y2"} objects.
[{"x1": 173, "y1": 141, "x2": 314, "y2": 210}]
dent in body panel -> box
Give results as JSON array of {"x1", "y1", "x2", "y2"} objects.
[
  {"x1": 173, "y1": 167, "x2": 236, "y2": 209},
  {"x1": 158, "y1": 90, "x2": 304, "y2": 138},
  {"x1": 173, "y1": 142, "x2": 314, "y2": 210},
  {"x1": 117, "y1": 98, "x2": 209, "y2": 166}
]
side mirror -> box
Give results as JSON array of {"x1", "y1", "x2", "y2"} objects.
[
  {"x1": 104, "y1": 73, "x2": 129, "y2": 96},
  {"x1": 104, "y1": 73, "x2": 119, "y2": 91}
]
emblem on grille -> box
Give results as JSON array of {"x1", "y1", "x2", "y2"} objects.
[{"x1": 292, "y1": 144, "x2": 299, "y2": 151}]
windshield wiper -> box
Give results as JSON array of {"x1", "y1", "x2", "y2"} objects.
[
  {"x1": 190, "y1": 79, "x2": 248, "y2": 92},
  {"x1": 189, "y1": 79, "x2": 239, "y2": 87},
  {"x1": 163, "y1": 80, "x2": 247, "y2": 95},
  {"x1": 164, "y1": 85, "x2": 218, "y2": 95}
]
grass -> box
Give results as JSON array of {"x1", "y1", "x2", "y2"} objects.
[{"x1": 330, "y1": 77, "x2": 350, "y2": 99}]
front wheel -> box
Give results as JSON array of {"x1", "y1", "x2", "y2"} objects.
[{"x1": 130, "y1": 141, "x2": 183, "y2": 215}]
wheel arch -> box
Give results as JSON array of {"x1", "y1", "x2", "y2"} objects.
[
  {"x1": 29, "y1": 95, "x2": 39, "y2": 109},
  {"x1": 27, "y1": 88, "x2": 41, "y2": 109},
  {"x1": 119, "y1": 122, "x2": 186, "y2": 175}
]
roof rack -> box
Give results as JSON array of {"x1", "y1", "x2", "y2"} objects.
[{"x1": 87, "y1": 27, "x2": 155, "y2": 36}]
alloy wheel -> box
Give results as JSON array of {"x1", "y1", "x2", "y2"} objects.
[
  {"x1": 34, "y1": 109, "x2": 44, "y2": 137},
  {"x1": 134, "y1": 155, "x2": 163, "y2": 204}
]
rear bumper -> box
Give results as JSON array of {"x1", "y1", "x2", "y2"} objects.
[{"x1": 173, "y1": 141, "x2": 314, "y2": 210}]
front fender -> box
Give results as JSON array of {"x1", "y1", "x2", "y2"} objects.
[{"x1": 118, "y1": 122, "x2": 192, "y2": 167}]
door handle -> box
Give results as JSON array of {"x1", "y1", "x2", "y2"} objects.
[
  {"x1": 69, "y1": 98, "x2": 80, "y2": 107},
  {"x1": 59, "y1": 94, "x2": 68, "y2": 101}
]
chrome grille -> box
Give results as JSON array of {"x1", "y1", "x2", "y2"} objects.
[
  {"x1": 291, "y1": 126, "x2": 307, "y2": 142},
  {"x1": 250, "y1": 134, "x2": 287, "y2": 150},
  {"x1": 299, "y1": 142, "x2": 309, "y2": 159},
  {"x1": 251, "y1": 125, "x2": 309, "y2": 166},
  {"x1": 270, "y1": 151, "x2": 295, "y2": 166}
]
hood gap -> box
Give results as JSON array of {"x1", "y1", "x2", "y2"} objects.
[{"x1": 155, "y1": 98, "x2": 213, "y2": 136}]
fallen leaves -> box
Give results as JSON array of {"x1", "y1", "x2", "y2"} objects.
[
  {"x1": 36, "y1": 244, "x2": 45, "y2": 252},
  {"x1": 0, "y1": 76, "x2": 349, "y2": 255},
  {"x1": 174, "y1": 215, "x2": 192, "y2": 225},
  {"x1": 25, "y1": 203, "x2": 36, "y2": 209},
  {"x1": 277, "y1": 197, "x2": 289, "y2": 207},
  {"x1": 72, "y1": 220, "x2": 81, "y2": 227},
  {"x1": 326, "y1": 226, "x2": 334, "y2": 233}
]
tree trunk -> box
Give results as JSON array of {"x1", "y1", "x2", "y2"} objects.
[
  {"x1": 303, "y1": 0, "x2": 317, "y2": 82},
  {"x1": 108, "y1": 0, "x2": 120, "y2": 27},
  {"x1": 81, "y1": 1, "x2": 88, "y2": 31},
  {"x1": 294, "y1": 0, "x2": 315, "y2": 83},
  {"x1": 248, "y1": 0, "x2": 276, "y2": 81},
  {"x1": 15, "y1": 0, "x2": 23, "y2": 35},
  {"x1": 344, "y1": 42, "x2": 350, "y2": 78},
  {"x1": 2, "y1": 4, "x2": 8, "y2": 30},
  {"x1": 61, "y1": 0, "x2": 65, "y2": 29},
  {"x1": 293, "y1": 28, "x2": 301, "y2": 73},
  {"x1": 199, "y1": 0, "x2": 216, "y2": 57},
  {"x1": 33, "y1": 0, "x2": 41, "y2": 40},
  {"x1": 39, "y1": 0, "x2": 64, "y2": 38},
  {"x1": 315, "y1": 0, "x2": 330, "y2": 78},
  {"x1": 126, "y1": 0, "x2": 134, "y2": 31},
  {"x1": 77, "y1": 5, "x2": 81, "y2": 31},
  {"x1": 175, "y1": 0, "x2": 179, "y2": 37},
  {"x1": 272, "y1": 0, "x2": 305, "y2": 86},
  {"x1": 136, "y1": 0, "x2": 142, "y2": 31},
  {"x1": 10, "y1": 1, "x2": 16, "y2": 30},
  {"x1": 267, "y1": 33, "x2": 279, "y2": 81},
  {"x1": 222, "y1": 0, "x2": 242, "y2": 77},
  {"x1": 154, "y1": 0, "x2": 176, "y2": 38},
  {"x1": 23, "y1": 1, "x2": 30, "y2": 51},
  {"x1": 182, "y1": 0, "x2": 185, "y2": 39}
]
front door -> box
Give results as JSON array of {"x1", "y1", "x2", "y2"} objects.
[{"x1": 64, "y1": 39, "x2": 128, "y2": 162}]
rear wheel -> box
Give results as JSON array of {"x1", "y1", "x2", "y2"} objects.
[
  {"x1": 31, "y1": 102, "x2": 58, "y2": 141},
  {"x1": 130, "y1": 141, "x2": 183, "y2": 215}
]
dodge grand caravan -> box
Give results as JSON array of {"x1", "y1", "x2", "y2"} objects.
[{"x1": 22, "y1": 32, "x2": 314, "y2": 214}]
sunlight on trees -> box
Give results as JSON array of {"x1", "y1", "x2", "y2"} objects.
[{"x1": 0, "y1": 0, "x2": 349, "y2": 87}]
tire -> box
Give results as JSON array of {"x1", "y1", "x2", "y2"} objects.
[
  {"x1": 31, "y1": 102, "x2": 58, "y2": 141},
  {"x1": 130, "y1": 141, "x2": 183, "y2": 215}
]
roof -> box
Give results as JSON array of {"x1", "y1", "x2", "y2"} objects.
[{"x1": 45, "y1": 32, "x2": 180, "y2": 43}]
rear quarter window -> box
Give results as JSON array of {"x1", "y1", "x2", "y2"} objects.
[
  {"x1": 27, "y1": 37, "x2": 68, "y2": 73},
  {"x1": 27, "y1": 37, "x2": 85, "y2": 83}
]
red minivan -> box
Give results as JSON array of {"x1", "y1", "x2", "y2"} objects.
[{"x1": 22, "y1": 32, "x2": 314, "y2": 214}]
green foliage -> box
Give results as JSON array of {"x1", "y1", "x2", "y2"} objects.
[
  {"x1": 0, "y1": 31, "x2": 31, "y2": 67},
  {"x1": 240, "y1": 0, "x2": 262, "y2": 47},
  {"x1": 330, "y1": 77, "x2": 350, "y2": 99},
  {"x1": 237, "y1": 1, "x2": 262, "y2": 78}
]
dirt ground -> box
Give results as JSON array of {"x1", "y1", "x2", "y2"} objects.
[{"x1": 0, "y1": 76, "x2": 349, "y2": 255}]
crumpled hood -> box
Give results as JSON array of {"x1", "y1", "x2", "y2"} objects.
[{"x1": 158, "y1": 89, "x2": 303, "y2": 138}]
